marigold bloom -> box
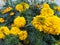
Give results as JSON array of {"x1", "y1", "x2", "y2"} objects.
[
  {"x1": 10, "y1": 12, "x2": 14, "y2": 16},
  {"x1": 41, "y1": 4, "x2": 54, "y2": 17},
  {"x1": 54, "y1": 6, "x2": 58, "y2": 10},
  {"x1": 20, "y1": 2, "x2": 29, "y2": 10},
  {"x1": 0, "y1": 26, "x2": 10, "y2": 35},
  {"x1": 41, "y1": 8, "x2": 54, "y2": 16},
  {"x1": 32, "y1": 15, "x2": 45, "y2": 32},
  {"x1": 15, "y1": 2, "x2": 29, "y2": 12},
  {"x1": 57, "y1": 6, "x2": 60, "y2": 12},
  {"x1": 16, "y1": 4, "x2": 23, "y2": 12},
  {"x1": 14, "y1": 16, "x2": 26, "y2": 28},
  {"x1": 32, "y1": 15, "x2": 60, "y2": 35},
  {"x1": 10, "y1": 27, "x2": 21, "y2": 35},
  {"x1": 54, "y1": 6, "x2": 60, "y2": 12},
  {"x1": 42, "y1": 3, "x2": 50, "y2": 8},
  {"x1": 2, "y1": 7, "x2": 12, "y2": 14},
  {"x1": 0, "y1": 18, "x2": 5, "y2": 23},
  {"x1": 18, "y1": 31, "x2": 28, "y2": 40}
]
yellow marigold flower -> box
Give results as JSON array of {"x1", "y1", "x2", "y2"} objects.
[
  {"x1": 57, "y1": 6, "x2": 60, "y2": 12},
  {"x1": 10, "y1": 12, "x2": 14, "y2": 16},
  {"x1": 15, "y1": 2, "x2": 29, "y2": 12},
  {"x1": 21, "y1": 2, "x2": 29, "y2": 10},
  {"x1": 54, "y1": 6, "x2": 60, "y2": 12},
  {"x1": 14, "y1": 16, "x2": 26, "y2": 28},
  {"x1": 32, "y1": 15, "x2": 60, "y2": 35},
  {"x1": 41, "y1": 3, "x2": 54, "y2": 17},
  {"x1": 0, "y1": 32, "x2": 5, "y2": 39},
  {"x1": 54, "y1": 6, "x2": 58, "y2": 10},
  {"x1": 10, "y1": 27, "x2": 21, "y2": 35},
  {"x1": 41, "y1": 8, "x2": 54, "y2": 17},
  {"x1": 15, "y1": 4, "x2": 23, "y2": 12},
  {"x1": 0, "y1": 26, "x2": 10, "y2": 35},
  {"x1": 2, "y1": 7, "x2": 12, "y2": 14},
  {"x1": 0, "y1": 18, "x2": 5, "y2": 23},
  {"x1": 42, "y1": 3, "x2": 50, "y2": 8},
  {"x1": 45, "y1": 16, "x2": 60, "y2": 35},
  {"x1": 32, "y1": 15, "x2": 46, "y2": 32},
  {"x1": 18, "y1": 31, "x2": 28, "y2": 40}
]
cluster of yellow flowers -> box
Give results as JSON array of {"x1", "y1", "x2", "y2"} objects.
[
  {"x1": 41, "y1": 3, "x2": 54, "y2": 17},
  {"x1": 2, "y1": 7, "x2": 12, "y2": 14},
  {"x1": 32, "y1": 3, "x2": 60, "y2": 35},
  {"x1": 0, "y1": 26, "x2": 27, "y2": 40},
  {"x1": 1, "y1": 2, "x2": 29, "y2": 16},
  {"x1": 10, "y1": 27, "x2": 28, "y2": 40},
  {"x1": 16, "y1": 2, "x2": 29, "y2": 12},
  {"x1": 54, "y1": 6, "x2": 60, "y2": 12},
  {"x1": 0, "y1": 16, "x2": 27, "y2": 40},
  {"x1": 1, "y1": 6, "x2": 15, "y2": 16}
]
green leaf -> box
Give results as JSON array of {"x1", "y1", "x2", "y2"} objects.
[{"x1": 4, "y1": 35, "x2": 19, "y2": 45}]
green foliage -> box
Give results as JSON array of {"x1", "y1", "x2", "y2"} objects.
[
  {"x1": 4, "y1": 35, "x2": 19, "y2": 45},
  {"x1": 27, "y1": 26, "x2": 44, "y2": 45},
  {"x1": 0, "y1": 39, "x2": 5, "y2": 45}
]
